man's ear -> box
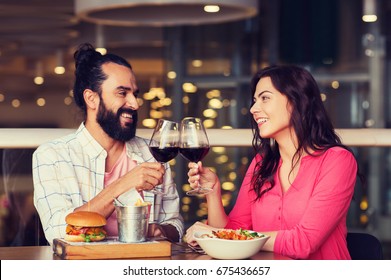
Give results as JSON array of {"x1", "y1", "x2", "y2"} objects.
[{"x1": 83, "y1": 89, "x2": 99, "y2": 110}]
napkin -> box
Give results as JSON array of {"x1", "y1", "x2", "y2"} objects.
[{"x1": 117, "y1": 187, "x2": 145, "y2": 206}]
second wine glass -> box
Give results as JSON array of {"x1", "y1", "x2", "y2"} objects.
[
  {"x1": 179, "y1": 117, "x2": 211, "y2": 196},
  {"x1": 148, "y1": 119, "x2": 179, "y2": 195}
]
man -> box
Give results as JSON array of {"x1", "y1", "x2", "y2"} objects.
[{"x1": 33, "y1": 43, "x2": 183, "y2": 245}]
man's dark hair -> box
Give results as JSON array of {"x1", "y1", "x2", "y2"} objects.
[{"x1": 73, "y1": 43, "x2": 132, "y2": 115}]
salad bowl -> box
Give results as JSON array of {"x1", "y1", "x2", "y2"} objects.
[{"x1": 193, "y1": 229, "x2": 270, "y2": 260}]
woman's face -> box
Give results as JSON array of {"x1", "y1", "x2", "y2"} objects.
[{"x1": 250, "y1": 77, "x2": 292, "y2": 141}]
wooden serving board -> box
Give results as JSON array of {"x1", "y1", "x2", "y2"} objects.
[{"x1": 53, "y1": 237, "x2": 171, "y2": 260}]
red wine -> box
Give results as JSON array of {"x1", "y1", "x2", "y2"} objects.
[
  {"x1": 149, "y1": 147, "x2": 179, "y2": 163},
  {"x1": 179, "y1": 147, "x2": 210, "y2": 162}
]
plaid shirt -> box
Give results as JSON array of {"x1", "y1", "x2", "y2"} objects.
[{"x1": 33, "y1": 123, "x2": 184, "y2": 244}]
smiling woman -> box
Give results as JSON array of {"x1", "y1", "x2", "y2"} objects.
[{"x1": 185, "y1": 65, "x2": 360, "y2": 260}]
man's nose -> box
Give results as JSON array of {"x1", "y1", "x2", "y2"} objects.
[{"x1": 126, "y1": 94, "x2": 140, "y2": 110}]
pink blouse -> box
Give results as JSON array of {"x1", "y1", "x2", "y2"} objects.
[{"x1": 225, "y1": 147, "x2": 357, "y2": 260}]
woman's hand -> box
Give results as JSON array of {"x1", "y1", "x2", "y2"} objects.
[
  {"x1": 187, "y1": 162, "x2": 220, "y2": 195},
  {"x1": 184, "y1": 221, "x2": 221, "y2": 246}
]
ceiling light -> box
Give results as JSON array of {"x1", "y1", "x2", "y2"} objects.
[
  {"x1": 167, "y1": 71, "x2": 177, "y2": 79},
  {"x1": 75, "y1": 0, "x2": 258, "y2": 26},
  {"x1": 36, "y1": 98, "x2": 46, "y2": 107},
  {"x1": 95, "y1": 24, "x2": 107, "y2": 55},
  {"x1": 362, "y1": 0, "x2": 377, "y2": 22},
  {"x1": 204, "y1": 5, "x2": 220, "y2": 13},
  {"x1": 64, "y1": 97, "x2": 73, "y2": 106},
  {"x1": 331, "y1": 81, "x2": 340, "y2": 89},
  {"x1": 221, "y1": 182, "x2": 235, "y2": 191},
  {"x1": 142, "y1": 118, "x2": 157, "y2": 128},
  {"x1": 11, "y1": 99, "x2": 21, "y2": 108},
  {"x1": 34, "y1": 61, "x2": 44, "y2": 85},
  {"x1": 203, "y1": 119, "x2": 214, "y2": 128},
  {"x1": 34, "y1": 77, "x2": 44, "y2": 85},
  {"x1": 54, "y1": 50, "x2": 65, "y2": 75},
  {"x1": 208, "y1": 98, "x2": 223, "y2": 109},
  {"x1": 362, "y1": 15, "x2": 377, "y2": 22},
  {"x1": 192, "y1": 59, "x2": 203, "y2": 67},
  {"x1": 54, "y1": 66, "x2": 65, "y2": 75},
  {"x1": 206, "y1": 89, "x2": 221, "y2": 98},
  {"x1": 182, "y1": 96, "x2": 190, "y2": 104},
  {"x1": 182, "y1": 82, "x2": 197, "y2": 93},
  {"x1": 203, "y1": 108, "x2": 218, "y2": 118}
]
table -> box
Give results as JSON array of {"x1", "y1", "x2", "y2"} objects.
[{"x1": 0, "y1": 243, "x2": 291, "y2": 260}]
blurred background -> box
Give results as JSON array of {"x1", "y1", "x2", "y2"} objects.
[{"x1": 0, "y1": 0, "x2": 391, "y2": 258}]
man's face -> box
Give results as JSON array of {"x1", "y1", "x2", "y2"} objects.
[
  {"x1": 97, "y1": 97, "x2": 138, "y2": 142},
  {"x1": 96, "y1": 63, "x2": 140, "y2": 142}
]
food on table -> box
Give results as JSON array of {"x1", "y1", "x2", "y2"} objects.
[
  {"x1": 134, "y1": 198, "x2": 150, "y2": 206},
  {"x1": 201, "y1": 229, "x2": 265, "y2": 240},
  {"x1": 65, "y1": 211, "x2": 107, "y2": 242}
]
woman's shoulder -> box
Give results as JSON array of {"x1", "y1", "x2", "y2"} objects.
[
  {"x1": 322, "y1": 146, "x2": 355, "y2": 157},
  {"x1": 311, "y1": 146, "x2": 357, "y2": 167},
  {"x1": 249, "y1": 153, "x2": 263, "y2": 166}
]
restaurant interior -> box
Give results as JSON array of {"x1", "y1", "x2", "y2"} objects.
[{"x1": 0, "y1": 0, "x2": 391, "y2": 259}]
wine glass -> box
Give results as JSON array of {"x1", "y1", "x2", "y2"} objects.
[
  {"x1": 179, "y1": 117, "x2": 211, "y2": 196},
  {"x1": 148, "y1": 119, "x2": 179, "y2": 195}
]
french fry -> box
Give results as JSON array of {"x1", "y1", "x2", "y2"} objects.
[{"x1": 135, "y1": 198, "x2": 149, "y2": 206}]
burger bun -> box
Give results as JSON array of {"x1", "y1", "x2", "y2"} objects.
[
  {"x1": 64, "y1": 233, "x2": 106, "y2": 242},
  {"x1": 64, "y1": 234, "x2": 86, "y2": 242},
  {"x1": 65, "y1": 211, "x2": 107, "y2": 227}
]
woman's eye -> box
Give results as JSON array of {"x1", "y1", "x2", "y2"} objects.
[
  {"x1": 253, "y1": 93, "x2": 269, "y2": 103},
  {"x1": 261, "y1": 96, "x2": 269, "y2": 101}
]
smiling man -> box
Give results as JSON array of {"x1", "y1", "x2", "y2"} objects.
[{"x1": 33, "y1": 43, "x2": 183, "y2": 245}]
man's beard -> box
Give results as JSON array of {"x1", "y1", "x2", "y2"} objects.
[{"x1": 96, "y1": 100, "x2": 138, "y2": 142}]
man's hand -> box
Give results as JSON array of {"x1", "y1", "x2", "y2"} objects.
[
  {"x1": 121, "y1": 162, "x2": 165, "y2": 193},
  {"x1": 148, "y1": 223, "x2": 180, "y2": 242}
]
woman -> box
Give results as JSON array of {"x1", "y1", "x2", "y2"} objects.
[{"x1": 185, "y1": 65, "x2": 358, "y2": 260}]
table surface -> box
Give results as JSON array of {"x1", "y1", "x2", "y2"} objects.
[{"x1": 0, "y1": 243, "x2": 291, "y2": 260}]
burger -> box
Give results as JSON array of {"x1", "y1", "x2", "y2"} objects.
[{"x1": 65, "y1": 211, "x2": 107, "y2": 242}]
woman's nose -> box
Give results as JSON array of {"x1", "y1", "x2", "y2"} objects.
[{"x1": 250, "y1": 102, "x2": 260, "y2": 114}]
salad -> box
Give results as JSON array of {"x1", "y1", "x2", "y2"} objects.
[{"x1": 201, "y1": 229, "x2": 265, "y2": 240}]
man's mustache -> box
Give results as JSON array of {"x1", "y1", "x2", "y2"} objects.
[{"x1": 117, "y1": 108, "x2": 137, "y2": 117}]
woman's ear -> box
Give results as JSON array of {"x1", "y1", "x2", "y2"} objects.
[{"x1": 83, "y1": 89, "x2": 98, "y2": 110}]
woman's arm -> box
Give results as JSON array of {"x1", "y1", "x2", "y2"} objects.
[{"x1": 187, "y1": 162, "x2": 228, "y2": 228}]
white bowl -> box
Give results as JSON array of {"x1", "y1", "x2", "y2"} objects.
[{"x1": 194, "y1": 230, "x2": 270, "y2": 260}]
